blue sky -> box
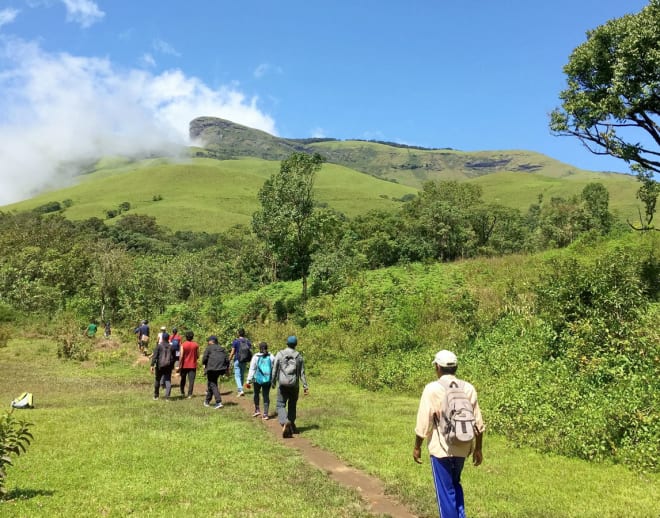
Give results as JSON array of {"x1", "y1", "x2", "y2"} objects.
[{"x1": 0, "y1": 0, "x2": 651, "y2": 203}]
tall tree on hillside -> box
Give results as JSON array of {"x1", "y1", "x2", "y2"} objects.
[
  {"x1": 550, "y1": 0, "x2": 660, "y2": 229},
  {"x1": 403, "y1": 181, "x2": 481, "y2": 261},
  {"x1": 252, "y1": 152, "x2": 324, "y2": 299}
]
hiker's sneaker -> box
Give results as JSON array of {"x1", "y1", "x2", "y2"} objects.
[
  {"x1": 214, "y1": 402, "x2": 224, "y2": 409},
  {"x1": 203, "y1": 401, "x2": 210, "y2": 407},
  {"x1": 282, "y1": 422, "x2": 293, "y2": 438},
  {"x1": 153, "y1": 396, "x2": 159, "y2": 400},
  {"x1": 252, "y1": 411, "x2": 261, "y2": 417},
  {"x1": 186, "y1": 395, "x2": 193, "y2": 400},
  {"x1": 262, "y1": 414, "x2": 269, "y2": 421},
  {"x1": 291, "y1": 423, "x2": 299, "y2": 434},
  {"x1": 237, "y1": 391, "x2": 245, "y2": 397}
]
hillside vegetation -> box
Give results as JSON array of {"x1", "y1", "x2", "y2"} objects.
[
  {"x1": 3, "y1": 158, "x2": 415, "y2": 232},
  {"x1": 1, "y1": 117, "x2": 643, "y2": 230}
]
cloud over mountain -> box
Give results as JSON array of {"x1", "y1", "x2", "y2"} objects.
[{"x1": 0, "y1": 39, "x2": 276, "y2": 205}]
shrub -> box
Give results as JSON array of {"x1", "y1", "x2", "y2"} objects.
[
  {"x1": 56, "y1": 316, "x2": 93, "y2": 361},
  {"x1": 0, "y1": 326, "x2": 10, "y2": 348},
  {"x1": 32, "y1": 201, "x2": 61, "y2": 214},
  {"x1": 0, "y1": 411, "x2": 33, "y2": 497}
]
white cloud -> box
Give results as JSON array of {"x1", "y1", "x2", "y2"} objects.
[
  {"x1": 0, "y1": 8, "x2": 20, "y2": 28},
  {"x1": 140, "y1": 52, "x2": 156, "y2": 68},
  {"x1": 61, "y1": 0, "x2": 104, "y2": 28},
  {"x1": 253, "y1": 63, "x2": 282, "y2": 79},
  {"x1": 311, "y1": 127, "x2": 326, "y2": 138},
  {"x1": 0, "y1": 39, "x2": 276, "y2": 205},
  {"x1": 153, "y1": 38, "x2": 181, "y2": 57}
]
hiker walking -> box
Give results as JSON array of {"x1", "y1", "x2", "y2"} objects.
[
  {"x1": 134, "y1": 320, "x2": 150, "y2": 355},
  {"x1": 272, "y1": 336, "x2": 308, "y2": 438},
  {"x1": 246, "y1": 342, "x2": 275, "y2": 420},
  {"x1": 179, "y1": 330, "x2": 199, "y2": 399},
  {"x1": 170, "y1": 327, "x2": 183, "y2": 369},
  {"x1": 150, "y1": 332, "x2": 175, "y2": 400},
  {"x1": 413, "y1": 350, "x2": 485, "y2": 518},
  {"x1": 228, "y1": 328, "x2": 252, "y2": 397},
  {"x1": 86, "y1": 320, "x2": 98, "y2": 338},
  {"x1": 202, "y1": 335, "x2": 229, "y2": 409},
  {"x1": 157, "y1": 326, "x2": 167, "y2": 345}
]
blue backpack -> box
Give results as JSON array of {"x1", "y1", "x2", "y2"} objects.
[{"x1": 255, "y1": 355, "x2": 272, "y2": 385}]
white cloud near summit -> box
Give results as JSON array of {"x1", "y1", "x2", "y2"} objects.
[
  {"x1": 61, "y1": 0, "x2": 105, "y2": 28},
  {"x1": 0, "y1": 39, "x2": 276, "y2": 205}
]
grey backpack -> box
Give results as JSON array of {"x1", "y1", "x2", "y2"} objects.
[
  {"x1": 278, "y1": 351, "x2": 299, "y2": 387},
  {"x1": 435, "y1": 379, "x2": 476, "y2": 445}
]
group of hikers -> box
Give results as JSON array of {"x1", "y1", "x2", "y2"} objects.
[
  {"x1": 135, "y1": 322, "x2": 309, "y2": 439},
  {"x1": 132, "y1": 320, "x2": 485, "y2": 518}
]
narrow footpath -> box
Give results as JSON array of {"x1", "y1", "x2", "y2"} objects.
[{"x1": 224, "y1": 387, "x2": 418, "y2": 518}]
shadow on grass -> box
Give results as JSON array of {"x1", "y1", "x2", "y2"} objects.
[
  {"x1": 4, "y1": 488, "x2": 55, "y2": 501},
  {"x1": 297, "y1": 424, "x2": 320, "y2": 433}
]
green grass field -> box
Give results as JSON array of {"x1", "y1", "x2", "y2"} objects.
[
  {"x1": 2, "y1": 338, "x2": 658, "y2": 517},
  {"x1": 3, "y1": 158, "x2": 415, "y2": 233}
]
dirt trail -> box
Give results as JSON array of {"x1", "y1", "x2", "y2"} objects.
[{"x1": 222, "y1": 385, "x2": 418, "y2": 518}]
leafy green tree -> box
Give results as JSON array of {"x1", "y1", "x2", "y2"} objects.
[
  {"x1": 550, "y1": 1, "x2": 660, "y2": 229},
  {"x1": 550, "y1": 1, "x2": 660, "y2": 175},
  {"x1": 581, "y1": 182, "x2": 613, "y2": 234},
  {"x1": 631, "y1": 170, "x2": 660, "y2": 230},
  {"x1": 403, "y1": 181, "x2": 481, "y2": 261},
  {"x1": 252, "y1": 152, "x2": 324, "y2": 299}
]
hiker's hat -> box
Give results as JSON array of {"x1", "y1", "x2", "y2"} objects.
[
  {"x1": 160, "y1": 326, "x2": 167, "y2": 331},
  {"x1": 207, "y1": 335, "x2": 218, "y2": 343},
  {"x1": 432, "y1": 350, "x2": 457, "y2": 367},
  {"x1": 287, "y1": 335, "x2": 297, "y2": 346}
]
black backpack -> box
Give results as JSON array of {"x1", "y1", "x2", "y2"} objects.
[
  {"x1": 158, "y1": 343, "x2": 174, "y2": 369},
  {"x1": 218, "y1": 347, "x2": 230, "y2": 374},
  {"x1": 237, "y1": 338, "x2": 252, "y2": 363}
]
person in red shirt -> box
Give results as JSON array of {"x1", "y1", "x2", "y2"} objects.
[{"x1": 179, "y1": 330, "x2": 200, "y2": 399}]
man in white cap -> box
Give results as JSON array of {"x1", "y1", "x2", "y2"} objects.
[{"x1": 413, "y1": 350, "x2": 485, "y2": 518}]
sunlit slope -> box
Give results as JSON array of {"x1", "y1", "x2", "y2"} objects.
[
  {"x1": 4, "y1": 157, "x2": 416, "y2": 232},
  {"x1": 473, "y1": 170, "x2": 641, "y2": 220}
]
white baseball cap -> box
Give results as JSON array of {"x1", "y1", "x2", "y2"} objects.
[{"x1": 432, "y1": 350, "x2": 458, "y2": 367}]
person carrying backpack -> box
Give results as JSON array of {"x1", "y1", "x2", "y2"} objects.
[
  {"x1": 134, "y1": 320, "x2": 150, "y2": 355},
  {"x1": 202, "y1": 335, "x2": 229, "y2": 409},
  {"x1": 150, "y1": 332, "x2": 175, "y2": 400},
  {"x1": 228, "y1": 328, "x2": 252, "y2": 397},
  {"x1": 170, "y1": 327, "x2": 182, "y2": 369},
  {"x1": 413, "y1": 350, "x2": 485, "y2": 518},
  {"x1": 246, "y1": 342, "x2": 275, "y2": 420},
  {"x1": 271, "y1": 336, "x2": 308, "y2": 438}
]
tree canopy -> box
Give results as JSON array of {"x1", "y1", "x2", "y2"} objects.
[
  {"x1": 550, "y1": 0, "x2": 660, "y2": 175},
  {"x1": 252, "y1": 152, "x2": 324, "y2": 299}
]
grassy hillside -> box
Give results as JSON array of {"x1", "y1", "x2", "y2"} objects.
[
  {"x1": 3, "y1": 157, "x2": 416, "y2": 232},
  {"x1": 192, "y1": 117, "x2": 642, "y2": 220},
  {"x1": 2, "y1": 116, "x2": 645, "y2": 229}
]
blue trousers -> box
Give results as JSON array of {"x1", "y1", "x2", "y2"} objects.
[
  {"x1": 234, "y1": 360, "x2": 247, "y2": 392},
  {"x1": 430, "y1": 456, "x2": 466, "y2": 518}
]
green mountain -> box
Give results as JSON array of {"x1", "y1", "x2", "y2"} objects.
[
  {"x1": 2, "y1": 117, "x2": 643, "y2": 232},
  {"x1": 191, "y1": 116, "x2": 634, "y2": 186}
]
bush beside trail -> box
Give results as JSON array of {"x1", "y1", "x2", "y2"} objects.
[{"x1": 240, "y1": 235, "x2": 660, "y2": 471}]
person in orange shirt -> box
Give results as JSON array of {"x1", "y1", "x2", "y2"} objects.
[{"x1": 178, "y1": 330, "x2": 199, "y2": 399}]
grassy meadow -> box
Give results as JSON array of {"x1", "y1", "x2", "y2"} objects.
[
  {"x1": 2, "y1": 336, "x2": 658, "y2": 518},
  {"x1": 2, "y1": 158, "x2": 415, "y2": 233}
]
